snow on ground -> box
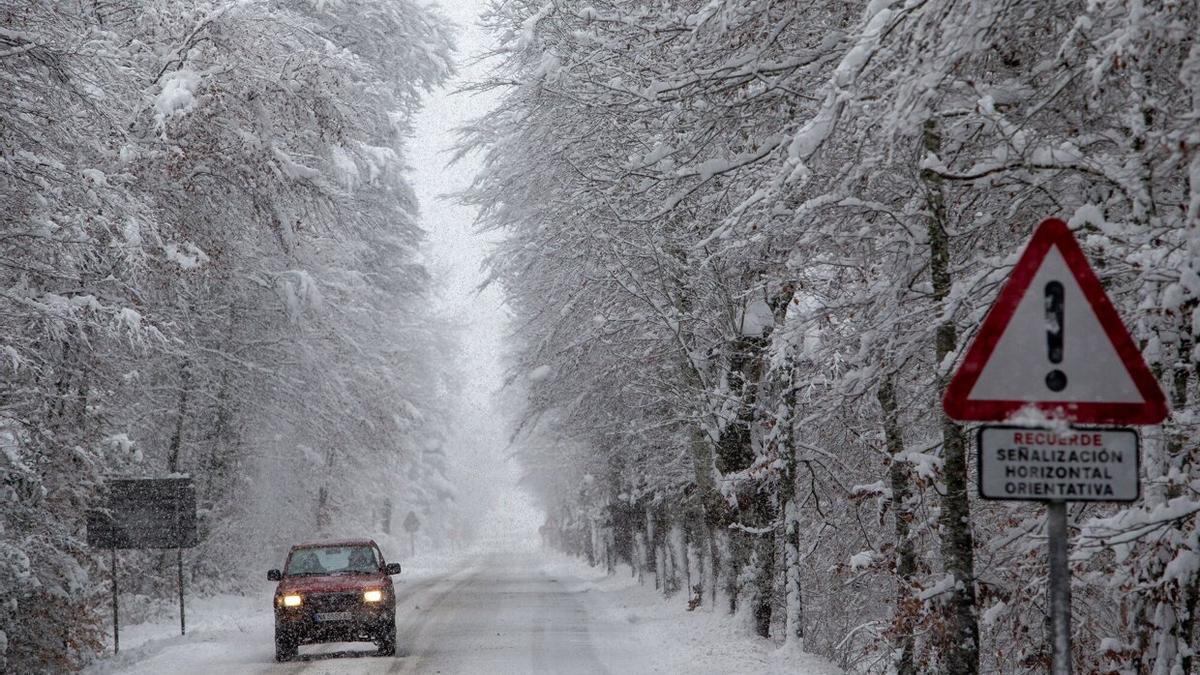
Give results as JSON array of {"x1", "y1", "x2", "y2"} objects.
[
  {"x1": 88, "y1": 548, "x2": 842, "y2": 675},
  {"x1": 84, "y1": 552, "x2": 468, "y2": 675},
  {"x1": 84, "y1": 590, "x2": 270, "y2": 675},
  {"x1": 539, "y1": 554, "x2": 844, "y2": 675}
]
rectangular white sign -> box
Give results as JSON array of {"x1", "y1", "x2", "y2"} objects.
[{"x1": 978, "y1": 425, "x2": 1139, "y2": 502}]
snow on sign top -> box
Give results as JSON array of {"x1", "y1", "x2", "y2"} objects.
[{"x1": 943, "y1": 218, "x2": 1167, "y2": 425}]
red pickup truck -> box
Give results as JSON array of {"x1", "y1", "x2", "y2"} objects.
[{"x1": 267, "y1": 539, "x2": 402, "y2": 661}]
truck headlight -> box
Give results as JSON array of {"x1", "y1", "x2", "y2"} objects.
[
  {"x1": 363, "y1": 589, "x2": 383, "y2": 603},
  {"x1": 282, "y1": 594, "x2": 302, "y2": 607}
]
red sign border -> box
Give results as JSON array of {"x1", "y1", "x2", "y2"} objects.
[{"x1": 942, "y1": 218, "x2": 1168, "y2": 425}]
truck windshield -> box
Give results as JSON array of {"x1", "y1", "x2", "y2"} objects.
[{"x1": 285, "y1": 545, "x2": 378, "y2": 576}]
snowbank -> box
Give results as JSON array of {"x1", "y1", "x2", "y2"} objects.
[{"x1": 540, "y1": 554, "x2": 844, "y2": 675}]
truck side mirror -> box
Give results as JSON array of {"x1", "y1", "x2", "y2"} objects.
[
  {"x1": 267, "y1": 569, "x2": 282, "y2": 581},
  {"x1": 384, "y1": 563, "x2": 401, "y2": 575}
]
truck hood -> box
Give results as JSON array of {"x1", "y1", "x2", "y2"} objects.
[{"x1": 276, "y1": 573, "x2": 388, "y2": 595}]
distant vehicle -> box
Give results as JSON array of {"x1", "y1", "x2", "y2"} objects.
[{"x1": 267, "y1": 539, "x2": 402, "y2": 661}]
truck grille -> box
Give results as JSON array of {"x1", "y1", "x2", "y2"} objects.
[{"x1": 307, "y1": 592, "x2": 359, "y2": 612}]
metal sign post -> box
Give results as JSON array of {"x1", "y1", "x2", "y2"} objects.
[
  {"x1": 1047, "y1": 501, "x2": 1071, "y2": 675},
  {"x1": 404, "y1": 511, "x2": 421, "y2": 557},
  {"x1": 111, "y1": 549, "x2": 119, "y2": 654},
  {"x1": 943, "y1": 218, "x2": 1169, "y2": 673},
  {"x1": 178, "y1": 548, "x2": 186, "y2": 636}
]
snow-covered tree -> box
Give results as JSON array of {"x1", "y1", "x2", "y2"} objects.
[
  {"x1": 0, "y1": 1, "x2": 460, "y2": 671},
  {"x1": 466, "y1": 0, "x2": 1200, "y2": 672}
]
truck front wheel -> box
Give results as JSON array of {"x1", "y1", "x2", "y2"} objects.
[
  {"x1": 275, "y1": 631, "x2": 298, "y2": 662},
  {"x1": 377, "y1": 619, "x2": 397, "y2": 656}
]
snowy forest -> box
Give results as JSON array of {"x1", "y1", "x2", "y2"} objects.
[
  {"x1": 3, "y1": 0, "x2": 1200, "y2": 673},
  {"x1": 467, "y1": 0, "x2": 1200, "y2": 674},
  {"x1": 0, "y1": 1, "x2": 466, "y2": 672}
]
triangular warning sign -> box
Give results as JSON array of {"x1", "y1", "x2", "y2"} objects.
[{"x1": 943, "y1": 218, "x2": 1167, "y2": 425}]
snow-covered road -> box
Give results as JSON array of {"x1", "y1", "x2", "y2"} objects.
[
  {"x1": 385, "y1": 554, "x2": 612, "y2": 674},
  {"x1": 89, "y1": 551, "x2": 843, "y2": 675}
]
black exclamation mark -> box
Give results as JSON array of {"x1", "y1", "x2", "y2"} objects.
[{"x1": 1045, "y1": 281, "x2": 1067, "y2": 392}]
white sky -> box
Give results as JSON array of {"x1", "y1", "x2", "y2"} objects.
[{"x1": 410, "y1": 0, "x2": 542, "y2": 546}]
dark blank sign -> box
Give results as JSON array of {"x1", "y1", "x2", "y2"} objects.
[{"x1": 87, "y1": 477, "x2": 198, "y2": 549}]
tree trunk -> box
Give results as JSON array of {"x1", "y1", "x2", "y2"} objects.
[
  {"x1": 715, "y1": 332, "x2": 774, "y2": 636},
  {"x1": 1133, "y1": 356, "x2": 1168, "y2": 675},
  {"x1": 1184, "y1": 323, "x2": 1200, "y2": 675},
  {"x1": 1167, "y1": 330, "x2": 1193, "y2": 672},
  {"x1": 781, "y1": 492, "x2": 803, "y2": 644},
  {"x1": 879, "y1": 374, "x2": 916, "y2": 674},
  {"x1": 922, "y1": 117, "x2": 979, "y2": 674},
  {"x1": 203, "y1": 305, "x2": 238, "y2": 504},
  {"x1": 776, "y1": 338, "x2": 804, "y2": 644},
  {"x1": 635, "y1": 527, "x2": 648, "y2": 585},
  {"x1": 752, "y1": 493, "x2": 777, "y2": 639},
  {"x1": 166, "y1": 358, "x2": 192, "y2": 474},
  {"x1": 315, "y1": 484, "x2": 330, "y2": 531},
  {"x1": 647, "y1": 506, "x2": 660, "y2": 590},
  {"x1": 381, "y1": 497, "x2": 393, "y2": 535},
  {"x1": 706, "y1": 524, "x2": 720, "y2": 609},
  {"x1": 585, "y1": 519, "x2": 596, "y2": 567}
]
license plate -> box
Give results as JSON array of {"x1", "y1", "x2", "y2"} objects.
[{"x1": 316, "y1": 611, "x2": 351, "y2": 622}]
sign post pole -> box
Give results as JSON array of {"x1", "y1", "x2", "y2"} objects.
[
  {"x1": 1047, "y1": 500, "x2": 1071, "y2": 674},
  {"x1": 178, "y1": 548, "x2": 185, "y2": 636},
  {"x1": 404, "y1": 511, "x2": 421, "y2": 557},
  {"x1": 111, "y1": 549, "x2": 119, "y2": 654}
]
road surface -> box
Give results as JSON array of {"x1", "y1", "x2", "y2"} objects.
[
  {"x1": 92, "y1": 551, "x2": 844, "y2": 675},
  {"x1": 95, "y1": 552, "x2": 627, "y2": 675}
]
